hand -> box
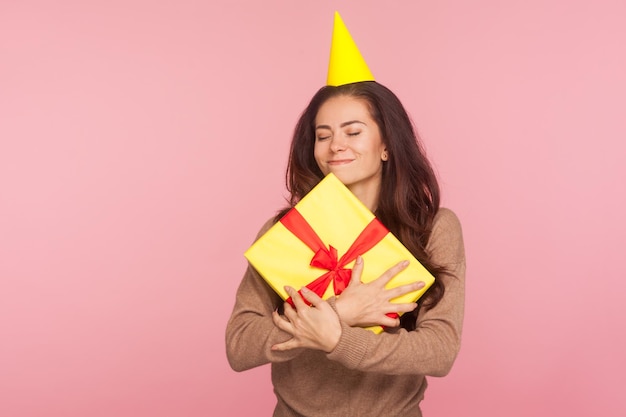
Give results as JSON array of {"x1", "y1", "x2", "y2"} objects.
[
  {"x1": 335, "y1": 256, "x2": 425, "y2": 328},
  {"x1": 271, "y1": 286, "x2": 342, "y2": 353}
]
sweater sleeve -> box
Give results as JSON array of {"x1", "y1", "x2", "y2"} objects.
[
  {"x1": 325, "y1": 208, "x2": 466, "y2": 376},
  {"x1": 225, "y1": 218, "x2": 305, "y2": 372}
]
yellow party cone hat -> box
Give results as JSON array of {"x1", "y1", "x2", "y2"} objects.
[{"x1": 326, "y1": 11, "x2": 375, "y2": 86}]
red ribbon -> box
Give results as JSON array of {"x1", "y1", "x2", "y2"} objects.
[{"x1": 280, "y1": 208, "x2": 389, "y2": 306}]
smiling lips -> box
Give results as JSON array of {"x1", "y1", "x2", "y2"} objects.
[{"x1": 327, "y1": 159, "x2": 354, "y2": 165}]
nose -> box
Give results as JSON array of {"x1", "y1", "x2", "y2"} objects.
[{"x1": 329, "y1": 135, "x2": 347, "y2": 152}]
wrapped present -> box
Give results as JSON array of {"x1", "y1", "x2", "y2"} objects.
[{"x1": 244, "y1": 173, "x2": 435, "y2": 333}]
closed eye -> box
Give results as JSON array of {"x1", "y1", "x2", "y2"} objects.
[{"x1": 348, "y1": 131, "x2": 361, "y2": 137}]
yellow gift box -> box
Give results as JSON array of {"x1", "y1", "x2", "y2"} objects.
[{"x1": 244, "y1": 173, "x2": 434, "y2": 333}]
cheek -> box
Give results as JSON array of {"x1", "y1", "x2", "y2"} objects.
[{"x1": 313, "y1": 142, "x2": 326, "y2": 160}]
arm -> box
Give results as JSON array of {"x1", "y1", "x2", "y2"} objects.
[
  {"x1": 326, "y1": 208, "x2": 466, "y2": 376},
  {"x1": 225, "y1": 219, "x2": 306, "y2": 372}
]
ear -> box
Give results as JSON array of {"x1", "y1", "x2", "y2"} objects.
[{"x1": 381, "y1": 148, "x2": 388, "y2": 161}]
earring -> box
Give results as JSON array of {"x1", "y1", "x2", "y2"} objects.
[{"x1": 382, "y1": 151, "x2": 388, "y2": 161}]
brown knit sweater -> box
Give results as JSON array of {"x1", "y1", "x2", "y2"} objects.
[{"x1": 226, "y1": 208, "x2": 466, "y2": 417}]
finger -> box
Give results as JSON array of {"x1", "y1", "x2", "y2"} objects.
[
  {"x1": 272, "y1": 311, "x2": 294, "y2": 334},
  {"x1": 285, "y1": 285, "x2": 309, "y2": 311},
  {"x1": 300, "y1": 287, "x2": 325, "y2": 308},
  {"x1": 378, "y1": 315, "x2": 401, "y2": 328},
  {"x1": 387, "y1": 302, "x2": 418, "y2": 315},
  {"x1": 283, "y1": 301, "x2": 298, "y2": 322},
  {"x1": 348, "y1": 255, "x2": 364, "y2": 286},
  {"x1": 386, "y1": 280, "x2": 425, "y2": 300},
  {"x1": 272, "y1": 338, "x2": 301, "y2": 351},
  {"x1": 375, "y1": 260, "x2": 410, "y2": 287},
  {"x1": 273, "y1": 308, "x2": 290, "y2": 323}
]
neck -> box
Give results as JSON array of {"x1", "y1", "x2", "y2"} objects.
[{"x1": 348, "y1": 182, "x2": 380, "y2": 212}]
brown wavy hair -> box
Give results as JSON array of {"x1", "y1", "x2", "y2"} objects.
[{"x1": 277, "y1": 81, "x2": 444, "y2": 330}]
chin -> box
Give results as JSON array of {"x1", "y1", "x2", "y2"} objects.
[
  {"x1": 329, "y1": 172, "x2": 358, "y2": 188},
  {"x1": 326, "y1": 170, "x2": 348, "y2": 182}
]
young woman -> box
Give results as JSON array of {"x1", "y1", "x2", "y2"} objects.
[{"x1": 226, "y1": 81, "x2": 465, "y2": 417}]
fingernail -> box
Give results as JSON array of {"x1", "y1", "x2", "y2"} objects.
[
  {"x1": 301, "y1": 287, "x2": 310, "y2": 293},
  {"x1": 356, "y1": 256, "x2": 363, "y2": 265},
  {"x1": 401, "y1": 260, "x2": 410, "y2": 267},
  {"x1": 416, "y1": 281, "x2": 425, "y2": 289},
  {"x1": 284, "y1": 286, "x2": 293, "y2": 292}
]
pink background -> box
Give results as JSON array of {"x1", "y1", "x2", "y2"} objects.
[{"x1": 1, "y1": 1, "x2": 625, "y2": 416}]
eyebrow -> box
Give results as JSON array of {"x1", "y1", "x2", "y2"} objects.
[{"x1": 315, "y1": 120, "x2": 366, "y2": 130}]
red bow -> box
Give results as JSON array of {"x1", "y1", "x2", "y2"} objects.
[{"x1": 280, "y1": 208, "x2": 388, "y2": 306}]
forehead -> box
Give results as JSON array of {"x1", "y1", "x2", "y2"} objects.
[{"x1": 315, "y1": 95, "x2": 372, "y2": 124}]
